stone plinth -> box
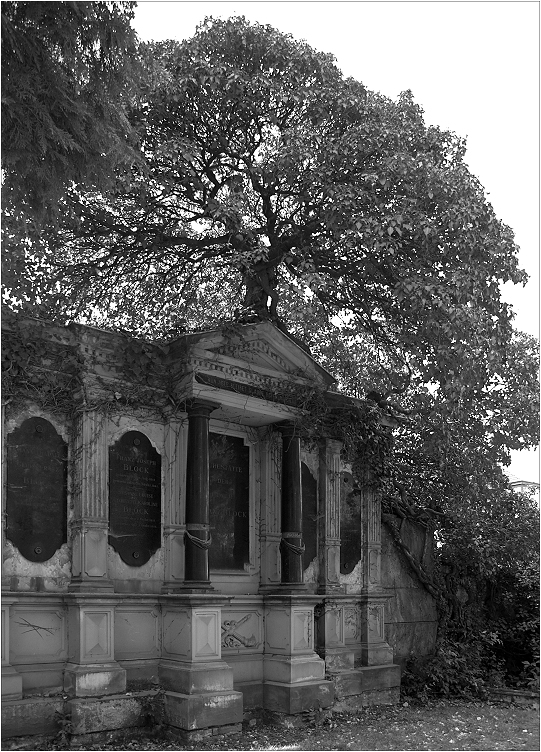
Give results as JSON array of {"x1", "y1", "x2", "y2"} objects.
[
  {"x1": 263, "y1": 594, "x2": 333, "y2": 713},
  {"x1": 159, "y1": 594, "x2": 243, "y2": 731},
  {"x1": 64, "y1": 596, "x2": 126, "y2": 697}
]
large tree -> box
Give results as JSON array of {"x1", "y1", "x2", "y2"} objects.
[
  {"x1": 1, "y1": 1, "x2": 140, "y2": 218},
  {"x1": 3, "y1": 15, "x2": 538, "y2": 689},
  {"x1": 3, "y1": 16, "x2": 527, "y2": 406}
]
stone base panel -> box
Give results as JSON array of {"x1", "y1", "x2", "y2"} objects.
[{"x1": 2, "y1": 592, "x2": 401, "y2": 741}]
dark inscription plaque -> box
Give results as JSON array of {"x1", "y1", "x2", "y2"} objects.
[
  {"x1": 340, "y1": 471, "x2": 361, "y2": 574},
  {"x1": 6, "y1": 417, "x2": 67, "y2": 563},
  {"x1": 209, "y1": 432, "x2": 250, "y2": 570},
  {"x1": 109, "y1": 431, "x2": 161, "y2": 566},
  {"x1": 302, "y1": 462, "x2": 318, "y2": 569}
]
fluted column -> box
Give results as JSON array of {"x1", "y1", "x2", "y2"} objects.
[
  {"x1": 69, "y1": 409, "x2": 112, "y2": 592},
  {"x1": 259, "y1": 428, "x2": 282, "y2": 589},
  {"x1": 183, "y1": 399, "x2": 219, "y2": 589},
  {"x1": 277, "y1": 423, "x2": 304, "y2": 588},
  {"x1": 318, "y1": 438, "x2": 343, "y2": 593},
  {"x1": 359, "y1": 471, "x2": 393, "y2": 665}
]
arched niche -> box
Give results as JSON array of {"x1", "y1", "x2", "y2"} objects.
[
  {"x1": 6, "y1": 417, "x2": 68, "y2": 562},
  {"x1": 108, "y1": 430, "x2": 162, "y2": 566}
]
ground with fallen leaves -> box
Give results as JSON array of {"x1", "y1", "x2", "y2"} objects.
[{"x1": 7, "y1": 699, "x2": 540, "y2": 751}]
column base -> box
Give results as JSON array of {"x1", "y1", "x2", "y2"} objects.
[
  {"x1": 264, "y1": 654, "x2": 326, "y2": 684},
  {"x1": 263, "y1": 679, "x2": 334, "y2": 714},
  {"x1": 358, "y1": 643, "x2": 394, "y2": 666},
  {"x1": 332, "y1": 663, "x2": 401, "y2": 699},
  {"x1": 164, "y1": 688, "x2": 243, "y2": 731},
  {"x1": 63, "y1": 662, "x2": 126, "y2": 697},
  {"x1": 159, "y1": 659, "x2": 234, "y2": 694},
  {"x1": 176, "y1": 581, "x2": 216, "y2": 593}
]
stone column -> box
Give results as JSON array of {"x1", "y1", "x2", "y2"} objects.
[
  {"x1": 277, "y1": 424, "x2": 304, "y2": 587},
  {"x1": 69, "y1": 409, "x2": 112, "y2": 592},
  {"x1": 183, "y1": 400, "x2": 219, "y2": 590},
  {"x1": 162, "y1": 418, "x2": 187, "y2": 592},
  {"x1": 359, "y1": 475, "x2": 393, "y2": 666}
]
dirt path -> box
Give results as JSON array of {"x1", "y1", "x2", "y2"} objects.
[{"x1": 6, "y1": 699, "x2": 540, "y2": 751}]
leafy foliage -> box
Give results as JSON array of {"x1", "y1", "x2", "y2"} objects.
[
  {"x1": 3, "y1": 16, "x2": 528, "y2": 407},
  {"x1": 1, "y1": 1, "x2": 140, "y2": 218}
]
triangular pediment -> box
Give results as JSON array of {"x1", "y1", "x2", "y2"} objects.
[{"x1": 182, "y1": 321, "x2": 336, "y2": 387}]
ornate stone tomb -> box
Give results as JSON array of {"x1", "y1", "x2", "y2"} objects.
[
  {"x1": 6, "y1": 417, "x2": 68, "y2": 562},
  {"x1": 209, "y1": 432, "x2": 250, "y2": 570},
  {"x1": 108, "y1": 431, "x2": 161, "y2": 566}
]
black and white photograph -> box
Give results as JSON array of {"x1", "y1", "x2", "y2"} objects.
[{"x1": 2, "y1": 1, "x2": 539, "y2": 750}]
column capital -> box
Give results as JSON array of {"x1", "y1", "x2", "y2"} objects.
[
  {"x1": 185, "y1": 399, "x2": 220, "y2": 418},
  {"x1": 275, "y1": 421, "x2": 298, "y2": 439},
  {"x1": 321, "y1": 437, "x2": 343, "y2": 453}
]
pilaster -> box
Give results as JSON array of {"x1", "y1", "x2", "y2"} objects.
[
  {"x1": 69, "y1": 410, "x2": 112, "y2": 592},
  {"x1": 359, "y1": 477, "x2": 393, "y2": 665},
  {"x1": 1, "y1": 597, "x2": 23, "y2": 700},
  {"x1": 259, "y1": 429, "x2": 282, "y2": 590},
  {"x1": 162, "y1": 418, "x2": 187, "y2": 592},
  {"x1": 318, "y1": 439, "x2": 343, "y2": 593}
]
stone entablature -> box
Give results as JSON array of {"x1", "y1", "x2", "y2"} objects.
[{"x1": 2, "y1": 316, "x2": 400, "y2": 741}]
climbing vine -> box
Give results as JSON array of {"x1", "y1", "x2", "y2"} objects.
[{"x1": 2, "y1": 316, "x2": 84, "y2": 417}]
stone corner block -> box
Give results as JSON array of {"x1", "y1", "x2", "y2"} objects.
[
  {"x1": 68, "y1": 693, "x2": 144, "y2": 736},
  {"x1": 64, "y1": 662, "x2": 126, "y2": 697},
  {"x1": 357, "y1": 663, "x2": 401, "y2": 690},
  {"x1": 159, "y1": 659, "x2": 234, "y2": 694},
  {"x1": 1, "y1": 696, "x2": 64, "y2": 740},
  {"x1": 263, "y1": 679, "x2": 334, "y2": 714},
  {"x1": 164, "y1": 688, "x2": 243, "y2": 731}
]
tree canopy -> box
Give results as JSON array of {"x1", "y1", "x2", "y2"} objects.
[
  {"x1": 3, "y1": 16, "x2": 529, "y2": 407},
  {"x1": 1, "y1": 1, "x2": 140, "y2": 218}
]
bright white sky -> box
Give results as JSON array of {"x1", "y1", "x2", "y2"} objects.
[{"x1": 133, "y1": 0, "x2": 539, "y2": 481}]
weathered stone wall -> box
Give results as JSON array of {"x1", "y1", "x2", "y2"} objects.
[{"x1": 381, "y1": 517, "x2": 438, "y2": 668}]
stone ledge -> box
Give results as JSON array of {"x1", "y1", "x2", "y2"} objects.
[
  {"x1": 489, "y1": 688, "x2": 539, "y2": 707},
  {"x1": 165, "y1": 722, "x2": 243, "y2": 743},
  {"x1": 68, "y1": 692, "x2": 149, "y2": 735},
  {"x1": 333, "y1": 686, "x2": 400, "y2": 710},
  {"x1": 329, "y1": 663, "x2": 401, "y2": 698},
  {"x1": 263, "y1": 679, "x2": 334, "y2": 714},
  {"x1": 164, "y1": 688, "x2": 243, "y2": 731},
  {"x1": 1, "y1": 696, "x2": 64, "y2": 739}
]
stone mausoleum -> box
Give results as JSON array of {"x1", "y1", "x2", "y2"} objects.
[{"x1": 1, "y1": 316, "x2": 410, "y2": 742}]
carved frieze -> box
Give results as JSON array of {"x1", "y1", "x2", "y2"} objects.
[{"x1": 221, "y1": 612, "x2": 261, "y2": 650}]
